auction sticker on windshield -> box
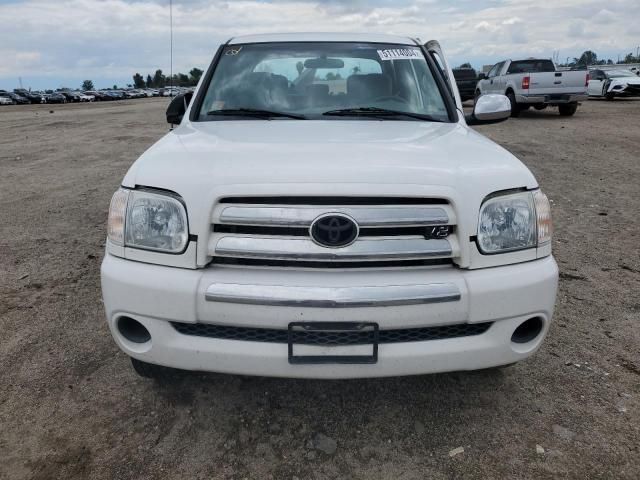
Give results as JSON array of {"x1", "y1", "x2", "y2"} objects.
[{"x1": 377, "y1": 48, "x2": 422, "y2": 61}]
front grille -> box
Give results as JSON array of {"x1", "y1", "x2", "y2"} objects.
[
  {"x1": 209, "y1": 196, "x2": 458, "y2": 268},
  {"x1": 211, "y1": 257, "x2": 454, "y2": 269},
  {"x1": 218, "y1": 196, "x2": 448, "y2": 205},
  {"x1": 213, "y1": 224, "x2": 453, "y2": 238},
  {"x1": 171, "y1": 322, "x2": 492, "y2": 345}
]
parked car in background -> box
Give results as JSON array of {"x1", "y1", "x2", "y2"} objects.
[
  {"x1": 452, "y1": 67, "x2": 478, "y2": 102},
  {"x1": 476, "y1": 59, "x2": 588, "y2": 116},
  {"x1": 45, "y1": 92, "x2": 67, "y2": 104},
  {"x1": 161, "y1": 87, "x2": 181, "y2": 97},
  {"x1": 587, "y1": 69, "x2": 640, "y2": 100},
  {"x1": 102, "y1": 33, "x2": 558, "y2": 380},
  {"x1": 59, "y1": 91, "x2": 80, "y2": 102},
  {"x1": 108, "y1": 90, "x2": 126, "y2": 100},
  {"x1": 5, "y1": 92, "x2": 30, "y2": 105},
  {"x1": 84, "y1": 91, "x2": 110, "y2": 101},
  {"x1": 14, "y1": 89, "x2": 45, "y2": 104},
  {"x1": 0, "y1": 94, "x2": 15, "y2": 105},
  {"x1": 78, "y1": 92, "x2": 95, "y2": 102}
]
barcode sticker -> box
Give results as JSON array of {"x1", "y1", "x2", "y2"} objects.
[{"x1": 377, "y1": 48, "x2": 422, "y2": 61}]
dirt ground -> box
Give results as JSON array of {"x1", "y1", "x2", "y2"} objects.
[{"x1": 1, "y1": 97, "x2": 639, "y2": 480}]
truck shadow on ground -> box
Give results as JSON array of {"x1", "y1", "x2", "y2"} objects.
[
  {"x1": 149, "y1": 365, "x2": 523, "y2": 427},
  {"x1": 132, "y1": 364, "x2": 540, "y2": 468}
]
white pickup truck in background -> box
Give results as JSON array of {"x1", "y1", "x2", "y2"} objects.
[{"x1": 476, "y1": 59, "x2": 589, "y2": 117}]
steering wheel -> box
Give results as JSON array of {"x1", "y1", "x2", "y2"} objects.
[{"x1": 372, "y1": 95, "x2": 410, "y2": 105}]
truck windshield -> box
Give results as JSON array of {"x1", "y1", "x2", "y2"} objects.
[{"x1": 195, "y1": 42, "x2": 450, "y2": 122}]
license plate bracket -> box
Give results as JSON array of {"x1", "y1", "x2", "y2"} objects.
[{"x1": 288, "y1": 322, "x2": 379, "y2": 365}]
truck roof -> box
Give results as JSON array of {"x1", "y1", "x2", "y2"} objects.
[{"x1": 228, "y1": 32, "x2": 418, "y2": 46}]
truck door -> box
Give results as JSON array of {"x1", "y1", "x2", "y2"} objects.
[
  {"x1": 485, "y1": 62, "x2": 504, "y2": 94},
  {"x1": 588, "y1": 70, "x2": 606, "y2": 96},
  {"x1": 494, "y1": 61, "x2": 507, "y2": 93}
]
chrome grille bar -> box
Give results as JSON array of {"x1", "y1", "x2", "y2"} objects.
[
  {"x1": 205, "y1": 283, "x2": 461, "y2": 307},
  {"x1": 212, "y1": 237, "x2": 452, "y2": 261},
  {"x1": 218, "y1": 206, "x2": 450, "y2": 227}
]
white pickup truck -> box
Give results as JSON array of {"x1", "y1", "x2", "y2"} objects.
[
  {"x1": 476, "y1": 59, "x2": 589, "y2": 117},
  {"x1": 101, "y1": 33, "x2": 558, "y2": 380}
]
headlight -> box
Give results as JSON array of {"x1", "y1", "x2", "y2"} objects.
[
  {"x1": 477, "y1": 190, "x2": 551, "y2": 254},
  {"x1": 107, "y1": 188, "x2": 189, "y2": 253}
]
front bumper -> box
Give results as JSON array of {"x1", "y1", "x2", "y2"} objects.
[
  {"x1": 516, "y1": 93, "x2": 588, "y2": 104},
  {"x1": 101, "y1": 254, "x2": 558, "y2": 379}
]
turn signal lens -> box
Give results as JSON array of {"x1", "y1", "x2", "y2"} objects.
[
  {"x1": 533, "y1": 190, "x2": 552, "y2": 245},
  {"x1": 107, "y1": 188, "x2": 129, "y2": 245}
]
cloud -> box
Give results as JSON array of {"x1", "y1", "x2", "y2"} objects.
[
  {"x1": 593, "y1": 8, "x2": 615, "y2": 24},
  {"x1": 0, "y1": 0, "x2": 638, "y2": 89},
  {"x1": 501, "y1": 17, "x2": 522, "y2": 25}
]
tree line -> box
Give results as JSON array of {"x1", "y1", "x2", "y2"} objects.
[
  {"x1": 131, "y1": 68, "x2": 204, "y2": 89},
  {"x1": 558, "y1": 50, "x2": 640, "y2": 67}
]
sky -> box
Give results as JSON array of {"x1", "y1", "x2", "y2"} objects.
[{"x1": 0, "y1": 0, "x2": 638, "y2": 90}]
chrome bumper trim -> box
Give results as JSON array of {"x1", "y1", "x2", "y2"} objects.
[
  {"x1": 205, "y1": 283, "x2": 461, "y2": 307},
  {"x1": 213, "y1": 236, "x2": 452, "y2": 261},
  {"x1": 218, "y1": 206, "x2": 450, "y2": 227},
  {"x1": 516, "y1": 93, "x2": 588, "y2": 103}
]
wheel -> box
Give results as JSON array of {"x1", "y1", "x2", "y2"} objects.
[
  {"x1": 605, "y1": 93, "x2": 615, "y2": 101},
  {"x1": 506, "y1": 91, "x2": 521, "y2": 117},
  {"x1": 130, "y1": 357, "x2": 177, "y2": 381},
  {"x1": 558, "y1": 103, "x2": 578, "y2": 116}
]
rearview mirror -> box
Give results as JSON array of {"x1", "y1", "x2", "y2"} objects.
[
  {"x1": 466, "y1": 94, "x2": 510, "y2": 125},
  {"x1": 303, "y1": 57, "x2": 345, "y2": 69},
  {"x1": 477, "y1": 72, "x2": 487, "y2": 80},
  {"x1": 166, "y1": 92, "x2": 193, "y2": 125}
]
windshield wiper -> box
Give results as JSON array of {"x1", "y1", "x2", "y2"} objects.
[
  {"x1": 206, "y1": 108, "x2": 306, "y2": 120},
  {"x1": 322, "y1": 107, "x2": 443, "y2": 122}
]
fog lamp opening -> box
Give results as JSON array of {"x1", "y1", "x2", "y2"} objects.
[
  {"x1": 511, "y1": 317, "x2": 544, "y2": 344},
  {"x1": 117, "y1": 316, "x2": 151, "y2": 344}
]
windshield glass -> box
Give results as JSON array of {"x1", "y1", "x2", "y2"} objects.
[{"x1": 196, "y1": 42, "x2": 449, "y2": 121}]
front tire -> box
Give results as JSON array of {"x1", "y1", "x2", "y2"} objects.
[
  {"x1": 506, "y1": 91, "x2": 521, "y2": 117},
  {"x1": 558, "y1": 103, "x2": 578, "y2": 116}
]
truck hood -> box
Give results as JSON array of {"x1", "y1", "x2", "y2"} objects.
[
  {"x1": 608, "y1": 77, "x2": 640, "y2": 88},
  {"x1": 124, "y1": 120, "x2": 537, "y2": 196}
]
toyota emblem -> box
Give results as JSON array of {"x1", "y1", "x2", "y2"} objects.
[{"x1": 310, "y1": 213, "x2": 359, "y2": 248}]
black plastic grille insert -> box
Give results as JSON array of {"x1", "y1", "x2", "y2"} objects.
[{"x1": 171, "y1": 322, "x2": 492, "y2": 345}]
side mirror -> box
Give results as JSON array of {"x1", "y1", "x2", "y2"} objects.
[
  {"x1": 466, "y1": 94, "x2": 510, "y2": 125},
  {"x1": 166, "y1": 92, "x2": 193, "y2": 125},
  {"x1": 477, "y1": 72, "x2": 487, "y2": 80}
]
